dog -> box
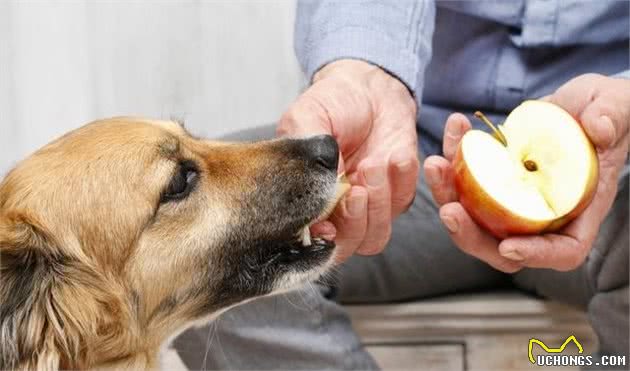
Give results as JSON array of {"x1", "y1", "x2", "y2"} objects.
[{"x1": 0, "y1": 117, "x2": 347, "y2": 369}]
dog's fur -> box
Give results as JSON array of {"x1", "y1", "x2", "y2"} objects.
[{"x1": 0, "y1": 118, "x2": 342, "y2": 369}]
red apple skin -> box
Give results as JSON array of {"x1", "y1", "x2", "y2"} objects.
[{"x1": 452, "y1": 142, "x2": 552, "y2": 239}]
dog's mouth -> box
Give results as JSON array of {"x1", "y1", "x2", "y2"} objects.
[{"x1": 297, "y1": 173, "x2": 350, "y2": 250}]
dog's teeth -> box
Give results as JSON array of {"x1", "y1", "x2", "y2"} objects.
[{"x1": 301, "y1": 227, "x2": 312, "y2": 246}]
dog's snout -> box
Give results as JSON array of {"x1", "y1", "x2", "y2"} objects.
[{"x1": 304, "y1": 135, "x2": 339, "y2": 171}]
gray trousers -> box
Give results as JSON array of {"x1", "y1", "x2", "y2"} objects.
[{"x1": 174, "y1": 125, "x2": 629, "y2": 370}]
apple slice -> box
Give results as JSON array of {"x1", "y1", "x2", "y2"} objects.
[
  {"x1": 314, "y1": 172, "x2": 351, "y2": 222},
  {"x1": 453, "y1": 100, "x2": 598, "y2": 238}
]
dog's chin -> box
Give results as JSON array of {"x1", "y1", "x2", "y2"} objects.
[{"x1": 272, "y1": 236, "x2": 336, "y2": 294}]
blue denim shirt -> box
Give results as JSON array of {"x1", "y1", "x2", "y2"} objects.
[{"x1": 295, "y1": 0, "x2": 630, "y2": 156}]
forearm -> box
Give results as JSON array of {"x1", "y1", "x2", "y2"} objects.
[{"x1": 294, "y1": 0, "x2": 435, "y2": 96}]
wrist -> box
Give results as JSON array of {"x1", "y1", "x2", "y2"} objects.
[
  {"x1": 315, "y1": 59, "x2": 410, "y2": 95},
  {"x1": 313, "y1": 59, "x2": 380, "y2": 83}
]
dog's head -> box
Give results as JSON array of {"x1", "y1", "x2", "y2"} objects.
[{"x1": 0, "y1": 118, "x2": 346, "y2": 369}]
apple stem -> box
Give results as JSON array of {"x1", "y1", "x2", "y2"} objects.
[{"x1": 474, "y1": 111, "x2": 508, "y2": 147}]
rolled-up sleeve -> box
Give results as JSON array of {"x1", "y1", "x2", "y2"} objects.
[{"x1": 294, "y1": 0, "x2": 435, "y2": 95}]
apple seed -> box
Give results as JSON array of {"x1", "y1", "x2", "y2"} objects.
[{"x1": 523, "y1": 160, "x2": 538, "y2": 172}]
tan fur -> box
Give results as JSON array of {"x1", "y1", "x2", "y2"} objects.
[{"x1": 0, "y1": 117, "x2": 338, "y2": 369}]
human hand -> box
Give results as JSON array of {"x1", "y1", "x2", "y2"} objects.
[
  {"x1": 424, "y1": 73, "x2": 630, "y2": 272},
  {"x1": 278, "y1": 59, "x2": 418, "y2": 262}
]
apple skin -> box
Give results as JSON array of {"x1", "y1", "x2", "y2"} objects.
[{"x1": 452, "y1": 130, "x2": 599, "y2": 240}]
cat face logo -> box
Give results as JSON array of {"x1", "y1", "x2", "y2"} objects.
[{"x1": 528, "y1": 335, "x2": 583, "y2": 363}]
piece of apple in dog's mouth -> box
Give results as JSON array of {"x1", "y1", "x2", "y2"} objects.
[{"x1": 299, "y1": 173, "x2": 351, "y2": 247}]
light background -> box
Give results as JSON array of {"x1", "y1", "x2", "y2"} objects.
[{"x1": 0, "y1": 1, "x2": 303, "y2": 176}]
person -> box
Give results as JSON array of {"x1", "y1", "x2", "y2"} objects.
[{"x1": 174, "y1": 1, "x2": 629, "y2": 369}]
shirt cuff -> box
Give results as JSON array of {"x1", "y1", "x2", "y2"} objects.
[
  {"x1": 613, "y1": 70, "x2": 630, "y2": 79},
  {"x1": 302, "y1": 27, "x2": 423, "y2": 94}
]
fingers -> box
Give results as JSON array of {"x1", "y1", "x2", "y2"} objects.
[
  {"x1": 496, "y1": 186, "x2": 608, "y2": 271},
  {"x1": 424, "y1": 155, "x2": 458, "y2": 206},
  {"x1": 389, "y1": 147, "x2": 420, "y2": 216},
  {"x1": 338, "y1": 147, "x2": 417, "y2": 259},
  {"x1": 439, "y1": 202, "x2": 522, "y2": 273},
  {"x1": 498, "y1": 234, "x2": 587, "y2": 271},
  {"x1": 330, "y1": 186, "x2": 368, "y2": 263},
  {"x1": 427, "y1": 113, "x2": 470, "y2": 205},
  {"x1": 443, "y1": 113, "x2": 471, "y2": 161},
  {"x1": 544, "y1": 74, "x2": 630, "y2": 150},
  {"x1": 580, "y1": 98, "x2": 627, "y2": 150},
  {"x1": 544, "y1": 74, "x2": 598, "y2": 119},
  {"x1": 544, "y1": 74, "x2": 609, "y2": 149},
  {"x1": 355, "y1": 162, "x2": 392, "y2": 256}
]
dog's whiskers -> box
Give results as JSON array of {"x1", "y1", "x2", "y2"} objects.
[
  {"x1": 283, "y1": 290, "x2": 310, "y2": 311},
  {"x1": 201, "y1": 319, "x2": 217, "y2": 370}
]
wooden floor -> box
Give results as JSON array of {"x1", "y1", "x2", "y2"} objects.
[
  {"x1": 347, "y1": 292, "x2": 597, "y2": 370},
  {"x1": 162, "y1": 291, "x2": 597, "y2": 370}
]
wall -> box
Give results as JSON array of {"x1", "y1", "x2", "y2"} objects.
[{"x1": 0, "y1": 0, "x2": 303, "y2": 176}]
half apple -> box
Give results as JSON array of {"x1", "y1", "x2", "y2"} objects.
[{"x1": 453, "y1": 100, "x2": 599, "y2": 239}]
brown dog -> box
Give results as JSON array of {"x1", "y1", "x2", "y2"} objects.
[{"x1": 0, "y1": 117, "x2": 346, "y2": 369}]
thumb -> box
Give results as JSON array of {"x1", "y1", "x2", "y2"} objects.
[
  {"x1": 278, "y1": 78, "x2": 373, "y2": 156},
  {"x1": 278, "y1": 94, "x2": 347, "y2": 176},
  {"x1": 580, "y1": 106, "x2": 618, "y2": 150},
  {"x1": 277, "y1": 94, "x2": 332, "y2": 138},
  {"x1": 541, "y1": 74, "x2": 628, "y2": 150},
  {"x1": 543, "y1": 74, "x2": 596, "y2": 119}
]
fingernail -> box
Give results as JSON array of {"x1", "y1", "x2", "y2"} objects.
[
  {"x1": 501, "y1": 250, "x2": 525, "y2": 262},
  {"x1": 597, "y1": 115, "x2": 616, "y2": 147},
  {"x1": 365, "y1": 166, "x2": 386, "y2": 187},
  {"x1": 425, "y1": 165, "x2": 441, "y2": 186},
  {"x1": 447, "y1": 119, "x2": 464, "y2": 138},
  {"x1": 441, "y1": 215, "x2": 458, "y2": 233},
  {"x1": 347, "y1": 192, "x2": 366, "y2": 216}
]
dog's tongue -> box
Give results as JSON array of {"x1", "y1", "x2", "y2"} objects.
[{"x1": 310, "y1": 221, "x2": 336, "y2": 241}]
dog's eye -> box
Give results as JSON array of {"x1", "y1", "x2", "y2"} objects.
[{"x1": 161, "y1": 161, "x2": 199, "y2": 203}]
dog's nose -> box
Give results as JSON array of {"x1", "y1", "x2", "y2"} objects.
[{"x1": 304, "y1": 135, "x2": 339, "y2": 171}]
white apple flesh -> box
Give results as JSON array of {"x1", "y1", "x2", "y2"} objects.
[{"x1": 453, "y1": 100, "x2": 599, "y2": 239}]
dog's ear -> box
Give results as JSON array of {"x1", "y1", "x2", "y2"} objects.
[
  {"x1": 0, "y1": 212, "x2": 70, "y2": 369},
  {"x1": 0, "y1": 212, "x2": 132, "y2": 369},
  {"x1": 0, "y1": 212, "x2": 99, "y2": 369}
]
